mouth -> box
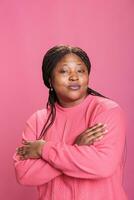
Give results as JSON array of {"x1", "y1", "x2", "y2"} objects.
[{"x1": 68, "y1": 84, "x2": 81, "y2": 90}]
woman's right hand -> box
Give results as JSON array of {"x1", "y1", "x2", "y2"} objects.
[{"x1": 74, "y1": 123, "x2": 107, "y2": 146}]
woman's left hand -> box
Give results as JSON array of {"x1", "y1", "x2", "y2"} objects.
[{"x1": 16, "y1": 139, "x2": 46, "y2": 160}]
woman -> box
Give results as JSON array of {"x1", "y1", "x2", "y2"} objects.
[{"x1": 13, "y1": 45, "x2": 127, "y2": 200}]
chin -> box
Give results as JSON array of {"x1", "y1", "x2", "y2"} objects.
[
  {"x1": 57, "y1": 89, "x2": 88, "y2": 103},
  {"x1": 66, "y1": 93, "x2": 86, "y2": 102}
]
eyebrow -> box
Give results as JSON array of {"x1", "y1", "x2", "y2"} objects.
[{"x1": 61, "y1": 63, "x2": 83, "y2": 66}]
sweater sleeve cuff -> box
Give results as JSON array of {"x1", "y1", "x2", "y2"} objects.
[{"x1": 41, "y1": 141, "x2": 55, "y2": 161}]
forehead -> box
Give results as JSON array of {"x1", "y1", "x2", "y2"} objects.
[{"x1": 56, "y1": 53, "x2": 85, "y2": 66}]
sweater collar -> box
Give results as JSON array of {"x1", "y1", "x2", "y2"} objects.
[{"x1": 55, "y1": 94, "x2": 93, "y2": 113}]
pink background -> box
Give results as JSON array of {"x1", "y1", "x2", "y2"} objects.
[{"x1": 1, "y1": 0, "x2": 134, "y2": 199}]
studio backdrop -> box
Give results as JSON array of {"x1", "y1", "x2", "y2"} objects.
[{"x1": 0, "y1": 0, "x2": 134, "y2": 199}]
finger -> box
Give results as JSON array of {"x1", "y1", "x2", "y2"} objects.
[
  {"x1": 93, "y1": 128, "x2": 108, "y2": 135},
  {"x1": 94, "y1": 135, "x2": 104, "y2": 141},
  {"x1": 86, "y1": 127, "x2": 108, "y2": 137},
  {"x1": 17, "y1": 146, "x2": 30, "y2": 155},
  {"x1": 86, "y1": 130, "x2": 107, "y2": 141},
  {"x1": 16, "y1": 148, "x2": 20, "y2": 153},
  {"x1": 94, "y1": 129, "x2": 108, "y2": 138},
  {"x1": 20, "y1": 149, "x2": 30, "y2": 159},
  {"x1": 17, "y1": 147, "x2": 24, "y2": 152},
  {"x1": 17, "y1": 150, "x2": 26, "y2": 156},
  {"x1": 18, "y1": 148, "x2": 28, "y2": 156},
  {"x1": 82, "y1": 136, "x2": 96, "y2": 145},
  {"x1": 89, "y1": 123, "x2": 106, "y2": 130},
  {"x1": 85, "y1": 135, "x2": 100, "y2": 145},
  {"x1": 17, "y1": 146, "x2": 27, "y2": 151},
  {"x1": 20, "y1": 155, "x2": 29, "y2": 160},
  {"x1": 75, "y1": 128, "x2": 107, "y2": 145},
  {"x1": 91, "y1": 135, "x2": 105, "y2": 144},
  {"x1": 22, "y1": 139, "x2": 33, "y2": 145},
  {"x1": 22, "y1": 139, "x2": 31, "y2": 145},
  {"x1": 85, "y1": 123, "x2": 107, "y2": 134},
  {"x1": 81, "y1": 130, "x2": 107, "y2": 146}
]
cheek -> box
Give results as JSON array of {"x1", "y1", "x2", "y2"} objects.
[
  {"x1": 80, "y1": 75, "x2": 89, "y2": 85},
  {"x1": 52, "y1": 76, "x2": 67, "y2": 89}
]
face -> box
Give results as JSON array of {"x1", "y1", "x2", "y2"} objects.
[{"x1": 51, "y1": 53, "x2": 89, "y2": 107}]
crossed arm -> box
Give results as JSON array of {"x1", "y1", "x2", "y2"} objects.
[
  {"x1": 13, "y1": 117, "x2": 62, "y2": 186},
  {"x1": 14, "y1": 107, "x2": 126, "y2": 185}
]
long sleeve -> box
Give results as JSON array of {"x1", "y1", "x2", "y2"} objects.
[
  {"x1": 13, "y1": 112, "x2": 62, "y2": 186},
  {"x1": 41, "y1": 107, "x2": 126, "y2": 179}
]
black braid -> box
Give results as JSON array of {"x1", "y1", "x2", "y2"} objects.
[
  {"x1": 38, "y1": 89, "x2": 57, "y2": 139},
  {"x1": 39, "y1": 45, "x2": 108, "y2": 139},
  {"x1": 87, "y1": 88, "x2": 108, "y2": 98}
]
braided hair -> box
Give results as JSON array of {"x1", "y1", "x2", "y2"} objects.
[{"x1": 39, "y1": 45, "x2": 107, "y2": 139}]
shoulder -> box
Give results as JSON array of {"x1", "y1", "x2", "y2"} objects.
[
  {"x1": 89, "y1": 96, "x2": 126, "y2": 127},
  {"x1": 90, "y1": 95, "x2": 123, "y2": 113},
  {"x1": 36, "y1": 108, "x2": 48, "y2": 120},
  {"x1": 24, "y1": 108, "x2": 48, "y2": 138},
  {"x1": 87, "y1": 95, "x2": 126, "y2": 123},
  {"x1": 26, "y1": 108, "x2": 48, "y2": 125}
]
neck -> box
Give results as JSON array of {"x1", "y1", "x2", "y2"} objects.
[{"x1": 57, "y1": 93, "x2": 88, "y2": 108}]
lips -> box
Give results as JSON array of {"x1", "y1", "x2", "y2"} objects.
[{"x1": 68, "y1": 84, "x2": 81, "y2": 90}]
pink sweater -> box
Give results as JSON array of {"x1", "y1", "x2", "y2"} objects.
[{"x1": 13, "y1": 94, "x2": 128, "y2": 200}]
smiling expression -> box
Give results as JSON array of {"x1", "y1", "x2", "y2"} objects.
[{"x1": 51, "y1": 53, "x2": 89, "y2": 107}]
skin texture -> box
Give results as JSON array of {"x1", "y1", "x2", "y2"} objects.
[
  {"x1": 17, "y1": 53, "x2": 107, "y2": 160},
  {"x1": 17, "y1": 139, "x2": 45, "y2": 160},
  {"x1": 51, "y1": 53, "x2": 89, "y2": 107}
]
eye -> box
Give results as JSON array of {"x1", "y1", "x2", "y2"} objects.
[
  {"x1": 78, "y1": 69, "x2": 85, "y2": 73},
  {"x1": 59, "y1": 69, "x2": 68, "y2": 74}
]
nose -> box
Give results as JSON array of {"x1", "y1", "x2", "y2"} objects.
[{"x1": 69, "y1": 72, "x2": 79, "y2": 81}]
